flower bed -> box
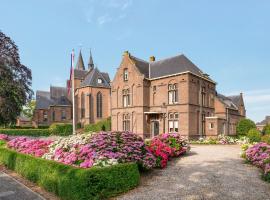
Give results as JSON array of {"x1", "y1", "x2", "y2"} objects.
[
  {"x1": 0, "y1": 146, "x2": 140, "y2": 200},
  {"x1": 242, "y1": 142, "x2": 270, "y2": 182},
  {"x1": 190, "y1": 135, "x2": 250, "y2": 145},
  {"x1": 0, "y1": 132, "x2": 189, "y2": 170},
  {"x1": 147, "y1": 133, "x2": 190, "y2": 168},
  {"x1": 43, "y1": 132, "x2": 156, "y2": 169}
]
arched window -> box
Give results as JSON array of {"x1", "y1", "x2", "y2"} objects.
[
  {"x1": 97, "y1": 92, "x2": 102, "y2": 118},
  {"x1": 81, "y1": 93, "x2": 85, "y2": 118}
]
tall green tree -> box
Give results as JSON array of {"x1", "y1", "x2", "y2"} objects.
[
  {"x1": 236, "y1": 118, "x2": 256, "y2": 136},
  {"x1": 0, "y1": 31, "x2": 33, "y2": 126}
]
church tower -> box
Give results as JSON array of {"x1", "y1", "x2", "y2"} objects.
[
  {"x1": 76, "y1": 50, "x2": 85, "y2": 70},
  {"x1": 88, "y1": 49, "x2": 94, "y2": 70}
]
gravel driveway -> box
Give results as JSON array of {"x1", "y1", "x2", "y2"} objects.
[{"x1": 117, "y1": 145, "x2": 270, "y2": 200}]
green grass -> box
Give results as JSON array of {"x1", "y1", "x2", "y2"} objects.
[{"x1": 0, "y1": 147, "x2": 140, "y2": 200}]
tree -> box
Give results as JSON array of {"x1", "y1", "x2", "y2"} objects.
[
  {"x1": 247, "y1": 128, "x2": 261, "y2": 143},
  {"x1": 262, "y1": 124, "x2": 270, "y2": 135},
  {"x1": 236, "y1": 118, "x2": 256, "y2": 136},
  {"x1": 22, "y1": 100, "x2": 36, "y2": 119},
  {"x1": 0, "y1": 31, "x2": 33, "y2": 126}
]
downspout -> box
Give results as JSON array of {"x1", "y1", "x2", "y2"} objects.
[{"x1": 226, "y1": 107, "x2": 229, "y2": 135}]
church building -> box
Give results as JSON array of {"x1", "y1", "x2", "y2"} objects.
[{"x1": 33, "y1": 50, "x2": 111, "y2": 127}]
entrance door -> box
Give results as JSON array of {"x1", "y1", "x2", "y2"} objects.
[{"x1": 151, "y1": 121, "x2": 159, "y2": 136}]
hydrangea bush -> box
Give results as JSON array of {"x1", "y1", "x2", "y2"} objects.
[
  {"x1": 43, "y1": 132, "x2": 156, "y2": 169},
  {"x1": 147, "y1": 133, "x2": 190, "y2": 168},
  {"x1": 243, "y1": 142, "x2": 270, "y2": 181},
  {"x1": 7, "y1": 137, "x2": 52, "y2": 157},
  {"x1": 2, "y1": 131, "x2": 190, "y2": 170},
  {"x1": 0, "y1": 134, "x2": 8, "y2": 141}
]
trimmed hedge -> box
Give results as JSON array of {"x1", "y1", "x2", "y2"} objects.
[
  {"x1": 0, "y1": 129, "x2": 50, "y2": 137},
  {"x1": 0, "y1": 146, "x2": 140, "y2": 200},
  {"x1": 84, "y1": 118, "x2": 111, "y2": 132},
  {"x1": 49, "y1": 123, "x2": 73, "y2": 136}
]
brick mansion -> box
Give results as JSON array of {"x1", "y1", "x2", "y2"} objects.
[{"x1": 33, "y1": 50, "x2": 246, "y2": 139}]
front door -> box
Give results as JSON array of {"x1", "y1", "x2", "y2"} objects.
[{"x1": 151, "y1": 121, "x2": 159, "y2": 137}]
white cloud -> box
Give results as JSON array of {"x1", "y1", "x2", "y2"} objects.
[
  {"x1": 82, "y1": 0, "x2": 132, "y2": 25},
  {"x1": 97, "y1": 14, "x2": 113, "y2": 25}
]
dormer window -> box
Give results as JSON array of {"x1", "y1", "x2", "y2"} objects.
[
  {"x1": 97, "y1": 78, "x2": 103, "y2": 84},
  {"x1": 124, "y1": 68, "x2": 128, "y2": 81}
]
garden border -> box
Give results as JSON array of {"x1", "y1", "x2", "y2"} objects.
[{"x1": 0, "y1": 146, "x2": 140, "y2": 200}]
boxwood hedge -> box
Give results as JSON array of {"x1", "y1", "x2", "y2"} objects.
[
  {"x1": 0, "y1": 147, "x2": 140, "y2": 200},
  {"x1": 0, "y1": 129, "x2": 50, "y2": 137},
  {"x1": 49, "y1": 123, "x2": 73, "y2": 136},
  {"x1": 84, "y1": 118, "x2": 111, "y2": 132}
]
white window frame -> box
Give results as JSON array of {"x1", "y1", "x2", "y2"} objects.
[{"x1": 168, "y1": 112, "x2": 179, "y2": 133}]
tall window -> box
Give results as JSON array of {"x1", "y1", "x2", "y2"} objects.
[
  {"x1": 61, "y1": 110, "x2": 66, "y2": 120},
  {"x1": 168, "y1": 84, "x2": 178, "y2": 104},
  {"x1": 43, "y1": 110, "x2": 48, "y2": 122},
  {"x1": 123, "y1": 68, "x2": 128, "y2": 81},
  {"x1": 97, "y1": 92, "x2": 102, "y2": 118},
  {"x1": 201, "y1": 87, "x2": 206, "y2": 106},
  {"x1": 81, "y1": 93, "x2": 85, "y2": 118},
  {"x1": 123, "y1": 114, "x2": 130, "y2": 131},
  {"x1": 168, "y1": 112, "x2": 179, "y2": 133},
  {"x1": 122, "y1": 89, "x2": 130, "y2": 107},
  {"x1": 202, "y1": 113, "x2": 206, "y2": 135},
  {"x1": 52, "y1": 111, "x2": 55, "y2": 121}
]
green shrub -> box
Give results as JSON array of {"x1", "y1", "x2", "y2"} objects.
[
  {"x1": 261, "y1": 134, "x2": 270, "y2": 144},
  {"x1": 247, "y1": 128, "x2": 261, "y2": 143},
  {"x1": 0, "y1": 129, "x2": 50, "y2": 137},
  {"x1": 0, "y1": 147, "x2": 140, "y2": 200},
  {"x1": 84, "y1": 117, "x2": 111, "y2": 132},
  {"x1": 236, "y1": 119, "x2": 256, "y2": 136},
  {"x1": 49, "y1": 123, "x2": 73, "y2": 136},
  {"x1": 262, "y1": 124, "x2": 270, "y2": 135}
]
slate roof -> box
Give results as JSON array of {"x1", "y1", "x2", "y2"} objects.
[
  {"x1": 80, "y1": 68, "x2": 110, "y2": 88},
  {"x1": 130, "y1": 55, "x2": 149, "y2": 78},
  {"x1": 257, "y1": 116, "x2": 270, "y2": 125},
  {"x1": 35, "y1": 86, "x2": 71, "y2": 109},
  {"x1": 129, "y1": 53, "x2": 213, "y2": 82},
  {"x1": 74, "y1": 69, "x2": 87, "y2": 79},
  {"x1": 217, "y1": 93, "x2": 240, "y2": 110},
  {"x1": 76, "y1": 50, "x2": 85, "y2": 70}
]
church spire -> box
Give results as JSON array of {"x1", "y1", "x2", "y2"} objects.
[
  {"x1": 88, "y1": 49, "x2": 94, "y2": 70},
  {"x1": 75, "y1": 50, "x2": 85, "y2": 70}
]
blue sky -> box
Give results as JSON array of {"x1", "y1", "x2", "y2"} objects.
[{"x1": 1, "y1": 0, "x2": 269, "y2": 122}]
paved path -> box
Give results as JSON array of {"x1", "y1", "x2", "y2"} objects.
[
  {"x1": 117, "y1": 145, "x2": 270, "y2": 200},
  {"x1": 0, "y1": 172, "x2": 44, "y2": 200}
]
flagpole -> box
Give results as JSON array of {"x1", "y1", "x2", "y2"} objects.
[{"x1": 71, "y1": 49, "x2": 76, "y2": 134}]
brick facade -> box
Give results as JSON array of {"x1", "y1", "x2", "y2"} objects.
[{"x1": 111, "y1": 51, "x2": 246, "y2": 139}]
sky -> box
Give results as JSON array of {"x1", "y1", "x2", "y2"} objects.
[{"x1": 0, "y1": 0, "x2": 269, "y2": 123}]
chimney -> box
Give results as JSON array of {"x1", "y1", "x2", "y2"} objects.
[
  {"x1": 123, "y1": 51, "x2": 129, "y2": 57},
  {"x1": 149, "y1": 56, "x2": 155, "y2": 62}
]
